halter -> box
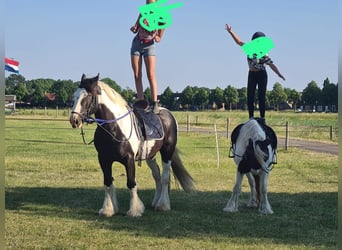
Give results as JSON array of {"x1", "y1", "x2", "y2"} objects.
[{"x1": 72, "y1": 91, "x2": 134, "y2": 144}]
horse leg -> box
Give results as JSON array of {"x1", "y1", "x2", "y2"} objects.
[
  {"x1": 146, "y1": 157, "x2": 162, "y2": 208},
  {"x1": 154, "y1": 160, "x2": 171, "y2": 211},
  {"x1": 223, "y1": 171, "x2": 243, "y2": 212},
  {"x1": 125, "y1": 156, "x2": 145, "y2": 217},
  {"x1": 246, "y1": 172, "x2": 258, "y2": 208},
  {"x1": 258, "y1": 172, "x2": 273, "y2": 214},
  {"x1": 98, "y1": 158, "x2": 119, "y2": 217},
  {"x1": 99, "y1": 184, "x2": 119, "y2": 217}
]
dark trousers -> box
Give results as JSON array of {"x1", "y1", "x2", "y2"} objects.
[{"x1": 247, "y1": 70, "x2": 267, "y2": 118}]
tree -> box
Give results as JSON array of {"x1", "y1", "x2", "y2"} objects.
[
  {"x1": 121, "y1": 87, "x2": 136, "y2": 104},
  {"x1": 101, "y1": 77, "x2": 122, "y2": 93},
  {"x1": 321, "y1": 78, "x2": 337, "y2": 107},
  {"x1": 269, "y1": 82, "x2": 287, "y2": 110},
  {"x1": 209, "y1": 87, "x2": 224, "y2": 109},
  {"x1": 26, "y1": 78, "x2": 55, "y2": 106},
  {"x1": 224, "y1": 85, "x2": 238, "y2": 110},
  {"x1": 50, "y1": 80, "x2": 77, "y2": 106},
  {"x1": 5, "y1": 74, "x2": 26, "y2": 95},
  {"x1": 13, "y1": 82, "x2": 29, "y2": 102},
  {"x1": 237, "y1": 87, "x2": 247, "y2": 110},
  {"x1": 181, "y1": 85, "x2": 194, "y2": 107},
  {"x1": 160, "y1": 86, "x2": 175, "y2": 109},
  {"x1": 144, "y1": 87, "x2": 152, "y2": 103},
  {"x1": 302, "y1": 80, "x2": 322, "y2": 106},
  {"x1": 193, "y1": 87, "x2": 210, "y2": 109},
  {"x1": 284, "y1": 88, "x2": 301, "y2": 108}
]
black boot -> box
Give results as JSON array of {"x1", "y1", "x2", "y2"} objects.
[{"x1": 259, "y1": 117, "x2": 266, "y2": 125}]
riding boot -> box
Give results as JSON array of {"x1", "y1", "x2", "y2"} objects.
[
  {"x1": 259, "y1": 117, "x2": 266, "y2": 125},
  {"x1": 151, "y1": 101, "x2": 160, "y2": 114}
]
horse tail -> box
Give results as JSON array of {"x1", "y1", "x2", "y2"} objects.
[{"x1": 171, "y1": 147, "x2": 196, "y2": 193}]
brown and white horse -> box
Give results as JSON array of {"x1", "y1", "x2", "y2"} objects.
[
  {"x1": 223, "y1": 118, "x2": 277, "y2": 214},
  {"x1": 70, "y1": 74, "x2": 195, "y2": 217}
]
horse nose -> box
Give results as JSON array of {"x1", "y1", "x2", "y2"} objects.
[{"x1": 70, "y1": 114, "x2": 82, "y2": 128}]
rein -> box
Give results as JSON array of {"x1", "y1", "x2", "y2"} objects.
[
  {"x1": 228, "y1": 142, "x2": 277, "y2": 174},
  {"x1": 86, "y1": 109, "x2": 134, "y2": 144},
  {"x1": 73, "y1": 109, "x2": 134, "y2": 145},
  {"x1": 72, "y1": 87, "x2": 135, "y2": 145}
]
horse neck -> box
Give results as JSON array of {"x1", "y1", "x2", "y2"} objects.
[{"x1": 240, "y1": 120, "x2": 266, "y2": 142}]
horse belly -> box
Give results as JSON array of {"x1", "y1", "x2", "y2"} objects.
[{"x1": 135, "y1": 140, "x2": 160, "y2": 161}]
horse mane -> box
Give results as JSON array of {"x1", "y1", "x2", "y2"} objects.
[
  {"x1": 239, "y1": 119, "x2": 266, "y2": 142},
  {"x1": 97, "y1": 81, "x2": 128, "y2": 108}
]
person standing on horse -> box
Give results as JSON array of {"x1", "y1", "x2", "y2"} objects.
[
  {"x1": 130, "y1": 0, "x2": 165, "y2": 113},
  {"x1": 225, "y1": 24, "x2": 285, "y2": 124}
]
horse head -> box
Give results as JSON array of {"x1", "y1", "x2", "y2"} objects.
[{"x1": 69, "y1": 73, "x2": 101, "y2": 128}]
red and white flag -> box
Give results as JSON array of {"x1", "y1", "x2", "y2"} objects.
[{"x1": 5, "y1": 57, "x2": 19, "y2": 73}]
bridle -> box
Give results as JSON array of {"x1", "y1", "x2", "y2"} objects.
[{"x1": 72, "y1": 90, "x2": 134, "y2": 144}]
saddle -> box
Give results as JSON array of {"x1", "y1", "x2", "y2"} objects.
[{"x1": 132, "y1": 100, "x2": 164, "y2": 141}]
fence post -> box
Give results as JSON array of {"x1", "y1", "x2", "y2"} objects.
[
  {"x1": 195, "y1": 116, "x2": 198, "y2": 125},
  {"x1": 330, "y1": 126, "x2": 333, "y2": 141},
  {"x1": 214, "y1": 123, "x2": 220, "y2": 168},
  {"x1": 227, "y1": 117, "x2": 230, "y2": 139},
  {"x1": 285, "y1": 121, "x2": 289, "y2": 150},
  {"x1": 187, "y1": 113, "x2": 190, "y2": 133}
]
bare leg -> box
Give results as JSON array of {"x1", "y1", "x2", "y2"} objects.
[
  {"x1": 144, "y1": 55, "x2": 158, "y2": 102},
  {"x1": 131, "y1": 55, "x2": 144, "y2": 100}
]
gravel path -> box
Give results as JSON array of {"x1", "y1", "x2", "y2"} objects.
[{"x1": 179, "y1": 126, "x2": 338, "y2": 156}]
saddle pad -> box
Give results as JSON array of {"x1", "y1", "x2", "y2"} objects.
[{"x1": 133, "y1": 108, "x2": 164, "y2": 140}]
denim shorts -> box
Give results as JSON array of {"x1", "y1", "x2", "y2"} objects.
[{"x1": 130, "y1": 36, "x2": 155, "y2": 57}]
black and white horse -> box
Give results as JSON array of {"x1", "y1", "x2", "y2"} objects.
[
  {"x1": 223, "y1": 118, "x2": 277, "y2": 214},
  {"x1": 70, "y1": 74, "x2": 195, "y2": 217}
]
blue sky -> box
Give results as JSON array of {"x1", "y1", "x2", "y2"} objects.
[{"x1": 5, "y1": 0, "x2": 338, "y2": 93}]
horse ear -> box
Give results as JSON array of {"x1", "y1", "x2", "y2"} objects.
[
  {"x1": 95, "y1": 73, "x2": 100, "y2": 81},
  {"x1": 81, "y1": 73, "x2": 86, "y2": 81},
  {"x1": 95, "y1": 85, "x2": 102, "y2": 95}
]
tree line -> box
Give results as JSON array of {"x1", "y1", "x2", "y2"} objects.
[{"x1": 5, "y1": 74, "x2": 338, "y2": 112}]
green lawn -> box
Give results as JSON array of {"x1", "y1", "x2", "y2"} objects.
[{"x1": 5, "y1": 114, "x2": 338, "y2": 249}]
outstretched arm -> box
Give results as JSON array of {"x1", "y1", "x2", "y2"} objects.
[
  {"x1": 130, "y1": 15, "x2": 141, "y2": 33},
  {"x1": 225, "y1": 24, "x2": 244, "y2": 46},
  {"x1": 268, "y1": 63, "x2": 285, "y2": 80}
]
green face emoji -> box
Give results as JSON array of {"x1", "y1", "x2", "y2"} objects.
[
  {"x1": 242, "y1": 37, "x2": 274, "y2": 59},
  {"x1": 139, "y1": 0, "x2": 183, "y2": 32}
]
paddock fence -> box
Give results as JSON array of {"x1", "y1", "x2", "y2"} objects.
[{"x1": 177, "y1": 115, "x2": 338, "y2": 149}]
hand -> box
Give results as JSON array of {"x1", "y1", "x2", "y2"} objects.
[
  {"x1": 154, "y1": 35, "x2": 161, "y2": 43},
  {"x1": 130, "y1": 25, "x2": 138, "y2": 33},
  {"x1": 225, "y1": 24, "x2": 232, "y2": 33}
]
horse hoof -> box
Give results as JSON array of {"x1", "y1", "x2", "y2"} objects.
[
  {"x1": 247, "y1": 201, "x2": 258, "y2": 208},
  {"x1": 99, "y1": 208, "x2": 114, "y2": 217},
  {"x1": 127, "y1": 210, "x2": 143, "y2": 217},
  {"x1": 223, "y1": 206, "x2": 238, "y2": 213},
  {"x1": 259, "y1": 209, "x2": 274, "y2": 215},
  {"x1": 155, "y1": 204, "x2": 171, "y2": 212}
]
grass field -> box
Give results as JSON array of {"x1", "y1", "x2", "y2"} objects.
[{"x1": 4, "y1": 112, "x2": 338, "y2": 249}]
